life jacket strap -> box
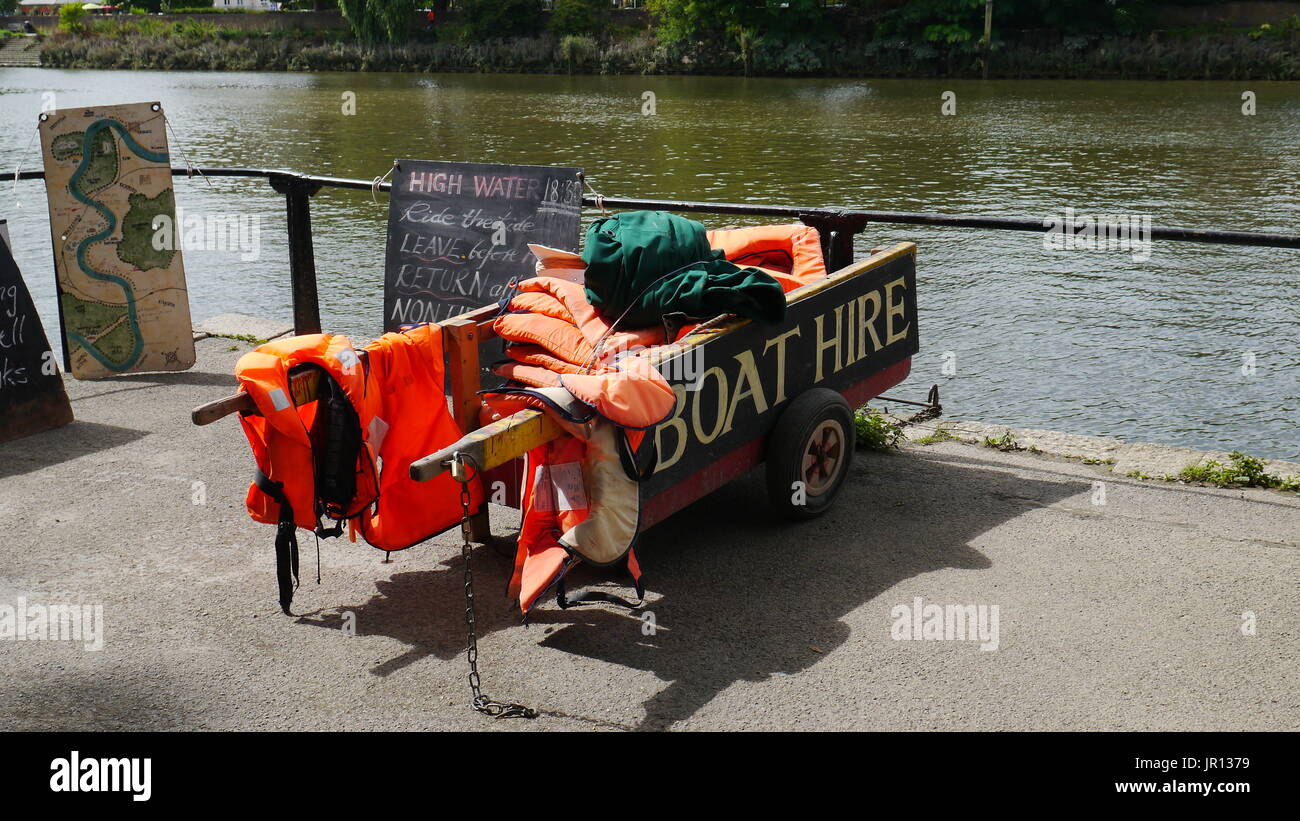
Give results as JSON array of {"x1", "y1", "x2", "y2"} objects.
[
  {"x1": 254, "y1": 468, "x2": 299, "y2": 615},
  {"x1": 555, "y1": 550, "x2": 645, "y2": 611},
  {"x1": 617, "y1": 429, "x2": 657, "y2": 483}
]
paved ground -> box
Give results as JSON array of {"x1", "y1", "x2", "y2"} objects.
[{"x1": 1, "y1": 336, "x2": 1296, "y2": 731}]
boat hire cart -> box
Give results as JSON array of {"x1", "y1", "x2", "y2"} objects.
[
  {"x1": 193, "y1": 225, "x2": 921, "y2": 718},
  {"x1": 411, "y1": 239, "x2": 920, "y2": 525}
]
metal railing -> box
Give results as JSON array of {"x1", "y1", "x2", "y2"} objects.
[{"x1": 8, "y1": 166, "x2": 1299, "y2": 336}]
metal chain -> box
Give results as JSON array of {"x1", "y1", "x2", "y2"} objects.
[{"x1": 451, "y1": 453, "x2": 537, "y2": 720}]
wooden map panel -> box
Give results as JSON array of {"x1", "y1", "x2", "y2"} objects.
[{"x1": 39, "y1": 101, "x2": 195, "y2": 379}]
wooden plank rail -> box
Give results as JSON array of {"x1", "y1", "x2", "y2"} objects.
[{"x1": 409, "y1": 409, "x2": 563, "y2": 483}]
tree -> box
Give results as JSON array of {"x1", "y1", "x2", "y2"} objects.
[
  {"x1": 647, "y1": 0, "x2": 826, "y2": 47},
  {"x1": 456, "y1": 0, "x2": 544, "y2": 41},
  {"x1": 647, "y1": 0, "x2": 760, "y2": 45},
  {"x1": 0, "y1": 0, "x2": 19, "y2": 16},
  {"x1": 339, "y1": 0, "x2": 416, "y2": 46},
  {"x1": 58, "y1": 3, "x2": 87, "y2": 35},
  {"x1": 549, "y1": 0, "x2": 604, "y2": 38}
]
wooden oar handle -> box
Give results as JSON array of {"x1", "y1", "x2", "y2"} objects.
[
  {"x1": 190, "y1": 368, "x2": 321, "y2": 426},
  {"x1": 191, "y1": 393, "x2": 255, "y2": 426}
]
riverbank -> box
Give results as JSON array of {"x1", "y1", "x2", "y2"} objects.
[
  {"x1": 34, "y1": 21, "x2": 1300, "y2": 79},
  {"x1": 2, "y1": 326, "x2": 1295, "y2": 731}
]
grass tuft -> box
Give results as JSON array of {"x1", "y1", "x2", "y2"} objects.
[
  {"x1": 854, "y1": 406, "x2": 905, "y2": 451},
  {"x1": 1178, "y1": 451, "x2": 1299, "y2": 492}
]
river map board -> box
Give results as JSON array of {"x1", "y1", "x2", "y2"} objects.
[{"x1": 39, "y1": 102, "x2": 195, "y2": 379}]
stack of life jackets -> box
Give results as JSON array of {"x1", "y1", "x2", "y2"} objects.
[
  {"x1": 234, "y1": 324, "x2": 483, "y2": 614},
  {"x1": 484, "y1": 271, "x2": 677, "y2": 613},
  {"x1": 484, "y1": 218, "x2": 829, "y2": 615}
]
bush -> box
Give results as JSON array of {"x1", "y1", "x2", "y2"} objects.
[
  {"x1": 549, "y1": 0, "x2": 603, "y2": 38},
  {"x1": 59, "y1": 3, "x2": 87, "y2": 36},
  {"x1": 558, "y1": 33, "x2": 597, "y2": 72},
  {"x1": 456, "y1": 0, "x2": 544, "y2": 42},
  {"x1": 1178, "y1": 451, "x2": 1297, "y2": 491}
]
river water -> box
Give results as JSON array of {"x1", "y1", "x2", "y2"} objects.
[{"x1": 1, "y1": 69, "x2": 1296, "y2": 459}]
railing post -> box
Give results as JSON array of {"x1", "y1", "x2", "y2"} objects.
[
  {"x1": 800, "y1": 212, "x2": 870, "y2": 272},
  {"x1": 269, "y1": 173, "x2": 323, "y2": 335}
]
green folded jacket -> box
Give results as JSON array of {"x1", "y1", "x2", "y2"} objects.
[{"x1": 581, "y1": 210, "x2": 787, "y2": 329}]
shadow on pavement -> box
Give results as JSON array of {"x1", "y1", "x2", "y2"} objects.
[
  {"x1": 0, "y1": 420, "x2": 150, "y2": 480},
  {"x1": 70, "y1": 369, "x2": 239, "y2": 403},
  {"x1": 293, "y1": 449, "x2": 1088, "y2": 729},
  {"x1": 533, "y1": 450, "x2": 1089, "y2": 730},
  {"x1": 295, "y1": 554, "x2": 521, "y2": 678}
]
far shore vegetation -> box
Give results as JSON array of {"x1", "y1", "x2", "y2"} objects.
[{"x1": 13, "y1": 0, "x2": 1300, "y2": 79}]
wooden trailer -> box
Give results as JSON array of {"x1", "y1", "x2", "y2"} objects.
[
  {"x1": 410, "y1": 240, "x2": 921, "y2": 529},
  {"x1": 193, "y1": 241, "x2": 920, "y2": 538}
]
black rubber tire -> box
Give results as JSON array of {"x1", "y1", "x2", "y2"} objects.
[{"x1": 764, "y1": 388, "x2": 855, "y2": 521}]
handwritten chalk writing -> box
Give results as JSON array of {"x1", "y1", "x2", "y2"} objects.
[
  {"x1": 544, "y1": 178, "x2": 583, "y2": 206},
  {"x1": 467, "y1": 240, "x2": 521, "y2": 271},
  {"x1": 397, "y1": 232, "x2": 465, "y2": 258},
  {"x1": 389, "y1": 297, "x2": 479, "y2": 325},
  {"x1": 472, "y1": 176, "x2": 541, "y2": 200},
  {"x1": 384, "y1": 160, "x2": 582, "y2": 333},
  {"x1": 400, "y1": 202, "x2": 458, "y2": 227},
  {"x1": 0, "y1": 311, "x2": 27, "y2": 350},
  {"x1": 392, "y1": 264, "x2": 493, "y2": 299},
  {"x1": 1, "y1": 285, "x2": 20, "y2": 318},
  {"x1": 0, "y1": 356, "x2": 28, "y2": 388},
  {"x1": 461, "y1": 208, "x2": 535, "y2": 233},
  {"x1": 407, "y1": 172, "x2": 465, "y2": 195}
]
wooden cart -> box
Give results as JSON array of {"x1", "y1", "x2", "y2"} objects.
[
  {"x1": 410, "y1": 240, "x2": 921, "y2": 532},
  {"x1": 194, "y1": 241, "x2": 920, "y2": 537}
]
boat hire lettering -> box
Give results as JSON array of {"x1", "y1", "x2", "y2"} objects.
[{"x1": 654, "y1": 267, "x2": 915, "y2": 474}]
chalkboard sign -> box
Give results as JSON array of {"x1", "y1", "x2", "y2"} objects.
[
  {"x1": 0, "y1": 228, "x2": 74, "y2": 444},
  {"x1": 383, "y1": 160, "x2": 583, "y2": 331}
]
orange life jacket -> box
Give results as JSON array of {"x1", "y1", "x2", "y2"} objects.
[
  {"x1": 487, "y1": 277, "x2": 670, "y2": 614},
  {"x1": 235, "y1": 326, "x2": 480, "y2": 614},
  {"x1": 708, "y1": 223, "x2": 827, "y2": 294},
  {"x1": 509, "y1": 422, "x2": 646, "y2": 615},
  {"x1": 491, "y1": 276, "x2": 677, "y2": 431},
  {"x1": 360, "y1": 324, "x2": 485, "y2": 552},
  {"x1": 487, "y1": 227, "x2": 826, "y2": 615}
]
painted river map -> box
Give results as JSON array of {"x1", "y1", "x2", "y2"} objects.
[{"x1": 38, "y1": 101, "x2": 194, "y2": 379}]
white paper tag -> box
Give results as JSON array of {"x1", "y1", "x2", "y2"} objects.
[
  {"x1": 268, "y1": 387, "x2": 291, "y2": 412},
  {"x1": 532, "y1": 462, "x2": 587, "y2": 512},
  {"x1": 368, "y1": 415, "x2": 390, "y2": 454}
]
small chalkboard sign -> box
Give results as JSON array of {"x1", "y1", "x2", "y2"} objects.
[
  {"x1": 383, "y1": 160, "x2": 583, "y2": 331},
  {"x1": 0, "y1": 224, "x2": 74, "y2": 444}
]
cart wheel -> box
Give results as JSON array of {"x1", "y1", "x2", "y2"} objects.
[{"x1": 765, "y1": 388, "x2": 855, "y2": 520}]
